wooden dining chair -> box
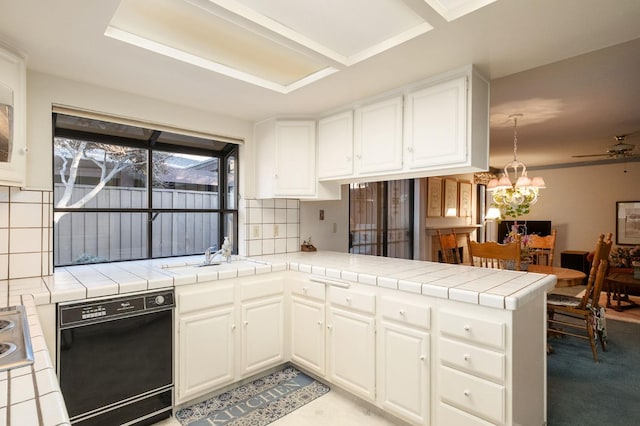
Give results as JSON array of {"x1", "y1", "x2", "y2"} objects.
[
  {"x1": 547, "y1": 233, "x2": 613, "y2": 362},
  {"x1": 437, "y1": 229, "x2": 461, "y2": 264},
  {"x1": 529, "y1": 229, "x2": 557, "y2": 266},
  {"x1": 467, "y1": 234, "x2": 521, "y2": 270}
]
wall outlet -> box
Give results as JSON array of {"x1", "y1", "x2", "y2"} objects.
[
  {"x1": 252, "y1": 225, "x2": 260, "y2": 238},
  {"x1": 319, "y1": 209, "x2": 324, "y2": 220},
  {"x1": 274, "y1": 224, "x2": 279, "y2": 237}
]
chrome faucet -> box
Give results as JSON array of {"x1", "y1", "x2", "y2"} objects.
[{"x1": 204, "y1": 246, "x2": 221, "y2": 264}]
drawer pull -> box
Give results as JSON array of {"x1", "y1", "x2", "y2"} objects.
[
  {"x1": 346, "y1": 297, "x2": 352, "y2": 303},
  {"x1": 327, "y1": 325, "x2": 333, "y2": 330},
  {"x1": 231, "y1": 324, "x2": 236, "y2": 331},
  {"x1": 463, "y1": 324, "x2": 471, "y2": 332},
  {"x1": 244, "y1": 321, "x2": 249, "y2": 326},
  {"x1": 464, "y1": 390, "x2": 470, "y2": 397},
  {"x1": 463, "y1": 354, "x2": 470, "y2": 361},
  {"x1": 399, "y1": 309, "x2": 406, "y2": 316},
  {"x1": 420, "y1": 355, "x2": 426, "y2": 361},
  {"x1": 317, "y1": 320, "x2": 323, "y2": 326}
]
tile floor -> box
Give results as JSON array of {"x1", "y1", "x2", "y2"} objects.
[{"x1": 155, "y1": 388, "x2": 405, "y2": 426}]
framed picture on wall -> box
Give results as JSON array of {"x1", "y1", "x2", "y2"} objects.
[
  {"x1": 443, "y1": 178, "x2": 458, "y2": 217},
  {"x1": 458, "y1": 181, "x2": 472, "y2": 217},
  {"x1": 616, "y1": 201, "x2": 640, "y2": 245},
  {"x1": 426, "y1": 177, "x2": 443, "y2": 217}
]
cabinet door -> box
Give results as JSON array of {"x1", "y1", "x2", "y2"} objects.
[
  {"x1": 290, "y1": 296, "x2": 325, "y2": 375},
  {"x1": 241, "y1": 295, "x2": 285, "y2": 376},
  {"x1": 405, "y1": 76, "x2": 467, "y2": 169},
  {"x1": 0, "y1": 46, "x2": 27, "y2": 186},
  {"x1": 317, "y1": 111, "x2": 354, "y2": 179},
  {"x1": 378, "y1": 320, "x2": 430, "y2": 425},
  {"x1": 177, "y1": 305, "x2": 235, "y2": 403},
  {"x1": 354, "y1": 96, "x2": 403, "y2": 174},
  {"x1": 274, "y1": 120, "x2": 316, "y2": 196},
  {"x1": 327, "y1": 307, "x2": 376, "y2": 401}
]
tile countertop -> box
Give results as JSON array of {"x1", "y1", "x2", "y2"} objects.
[{"x1": 0, "y1": 251, "x2": 557, "y2": 425}]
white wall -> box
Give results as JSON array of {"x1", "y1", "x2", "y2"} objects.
[
  {"x1": 25, "y1": 71, "x2": 254, "y2": 192},
  {"x1": 513, "y1": 161, "x2": 640, "y2": 259},
  {"x1": 300, "y1": 185, "x2": 350, "y2": 252}
]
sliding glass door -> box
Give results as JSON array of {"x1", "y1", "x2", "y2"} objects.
[{"x1": 349, "y1": 180, "x2": 413, "y2": 259}]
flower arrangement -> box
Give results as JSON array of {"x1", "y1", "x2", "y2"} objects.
[
  {"x1": 503, "y1": 223, "x2": 532, "y2": 262},
  {"x1": 609, "y1": 245, "x2": 640, "y2": 268}
]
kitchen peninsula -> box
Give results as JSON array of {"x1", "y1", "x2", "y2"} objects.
[{"x1": 3, "y1": 251, "x2": 555, "y2": 426}]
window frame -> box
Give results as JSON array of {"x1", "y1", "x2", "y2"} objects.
[{"x1": 52, "y1": 113, "x2": 239, "y2": 266}]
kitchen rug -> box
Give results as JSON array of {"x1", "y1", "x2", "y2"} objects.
[{"x1": 175, "y1": 366, "x2": 330, "y2": 426}]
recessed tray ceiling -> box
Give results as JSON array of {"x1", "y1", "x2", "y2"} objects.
[
  {"x1": 423, "y1": 0, "x2": 498, "y2": 22},
  {"x1": 106, "y1": 0, "x2": 434, "y2": 93}
]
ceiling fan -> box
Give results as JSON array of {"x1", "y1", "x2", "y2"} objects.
[{"x1": 572, "y1": 134, "x2": 639, "y2": 159}]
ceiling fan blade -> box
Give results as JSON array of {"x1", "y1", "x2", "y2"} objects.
[{"x1": 572, "y1": 153, "x2": 611, "y2": 158}]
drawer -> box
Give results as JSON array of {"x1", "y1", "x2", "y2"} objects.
[
  {"x1": 439, "y1": 337, "x2": 505, "y2": 382},
  {"x1": 439, "y1": 402, "x2": 496, "y2": 426},
  {"x1": 290, "y1": 278, "x2": 326, "y2": 301},
  {"x1": 178, "y1": 283, "x2": 234, "y2": 314},
  {"x1": 329, "y1": 286, "x2": 375, "y2": 314},
  {"x1": 440, "y1": 311, "x2": 506, "y2": 350},
  {"x1": 439, "y1": 366, "x2": 505, "y2": 424},
  {"x1": 379, "y1": 297, "x2": 430, "y2": 329},
  {"x1": 240, "y1": 277, "x2": 284, "y2": 300}
]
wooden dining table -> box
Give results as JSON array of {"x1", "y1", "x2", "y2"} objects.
[{"x1": 527, "y1": 264, "x2": 587, "y2": 287}]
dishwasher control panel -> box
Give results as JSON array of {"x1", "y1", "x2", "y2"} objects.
[{"x1": 58, "y1": 289, "x2": 175, "y2": 327}]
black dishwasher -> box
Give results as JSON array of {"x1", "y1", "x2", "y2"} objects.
[{"x1": 57, "y1": 289, "x2": 175, "y2": 425}]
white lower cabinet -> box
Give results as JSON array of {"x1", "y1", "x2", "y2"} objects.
[
  {"x1": 174, "y1": 270, "x2": 547, "y2": 426},
  {"x1": 377, "y1": 296, "x2": 431, "y2": 425},
  {"x1": 175, "y1": 282, "x2": 236, "y2": 404},
  {"x1": 239, "y1": 276, "x2": 285, "y2": 377},
  {"x1": 327, "y1": 286, "x2": 376, "y2": 401},
  {"x1": 289, "y1": 274, "x2": 327, "y2": 376}
]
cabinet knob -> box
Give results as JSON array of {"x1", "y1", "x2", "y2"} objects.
[
  {"x1": 407, "y1": 146, "x2": 414, "y2": 153},
  {"x1": 464, "y1": 390, "x2": 470, "y2": 397},
  {"x1": 420, "y1": 355, "x2": 426, "y2": 361},
  {"x1": 244, "y1": 321, "x2": 249, "y2": 326},
  {"x1": 231, "y1": 324, "x2": 236, "y2": 331},
  {"x1": 274, "y1": 174, "x2": 278, "y2": 179},
  {"x1": 463, "y1": 324, "x2": 471, "y2": 332},
  {"x1": 399, "y1": 309, "x2": 406, "y2": 316},
  {"x1": 302, "y1": 287, "x2": 308, "y2": 293},
  {"x1": 463, "y1": 354, "x2": 470, "y2": 361},
  {"x1": 327, "y1": 324, "x2": 332, "y2": 330},
  {"x1": 318, "y1": 320, "x2": 323, "y2": 326},
  {"x1": 356, "y1": 154, "x2": 362, "y2": 160},
  {"x1": 346, "y1": 297, "x2": 352, "y2": 303}
]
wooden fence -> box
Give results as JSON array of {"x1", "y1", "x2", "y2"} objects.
[{"x1": 53, "y1": 185, "x2": 220, "y2": 265}]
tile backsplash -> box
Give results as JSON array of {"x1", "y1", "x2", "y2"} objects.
[
  {"x1": 244, "y1": 198, "x2": 300, "y2": 256},
  {"x1": 0, "y1": 186, "x2": 53, "y2": 279}
]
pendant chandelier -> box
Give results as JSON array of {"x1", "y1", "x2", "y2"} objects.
[{"x1": 487, "y1": 114, "x2": 545, "y2": 218}]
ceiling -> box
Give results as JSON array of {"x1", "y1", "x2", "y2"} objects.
[{"x1": 1, "y1": 0, "x2": 640, "y2": 170}]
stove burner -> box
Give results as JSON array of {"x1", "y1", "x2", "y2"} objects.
[
  {"x1": 0, "y1": 319, "x2": 15, "y2": 332},
  {"x1": 0, "y1": 342, "x2": 17, "y2": 358}
]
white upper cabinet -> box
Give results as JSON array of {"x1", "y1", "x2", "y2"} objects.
[
  {"x1": 0, "y1": 45, "x2": 27, "y2": 187},
  {"x1": 317, "y1": 111, "x2": 354, "y2": 179},
  {"x1": 254, "y1": 118, "x2": 340, "y2": 199},
  {"x1": 354, "y1": 96, "x2": 404, "y2": 175},
  {"x1": 403, "y1": 66, "x2": 489, "y2": 175},
  {"x1": 405, "y1": 75, "x2": 467, "y2": 169}
]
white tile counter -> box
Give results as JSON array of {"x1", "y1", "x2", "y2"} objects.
[{"x1": 0, "y1": 251, "x2": 556, "y2": 425}]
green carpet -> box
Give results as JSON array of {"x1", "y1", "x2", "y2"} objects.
[{"x1": 547, "y1": 318, "x2": 640, "y2": 425}]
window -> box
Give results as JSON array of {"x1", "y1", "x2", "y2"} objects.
[{"x1": 53, "y1": 113, "x2": 238, "y2": 266}]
